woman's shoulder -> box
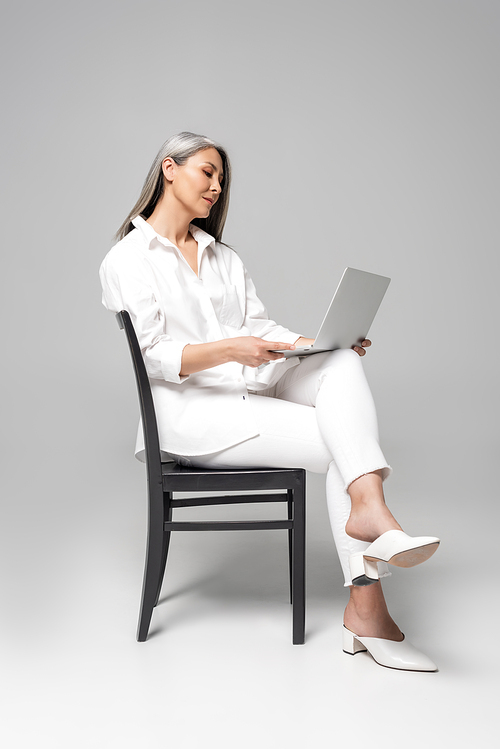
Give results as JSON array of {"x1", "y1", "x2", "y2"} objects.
[
  {"x1": 100, "y1": 228, "x2": 151, "y2": 277},
  {"x1": 103, "y1": 228, "x2": 148, "y2": 261}
]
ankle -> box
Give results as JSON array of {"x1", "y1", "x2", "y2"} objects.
[
  {"x1": 347, "y1": 582, "x2": 388, "y2": 617},
  {"x1": 344, "y1": 589, "x2": 403, "y2": 641},
  {"x1": 345, "y1": 502, "x2": 403, "y2": 542},
  {"x1": 348, "y1": 471, "x2": 384, "y2": 504}
]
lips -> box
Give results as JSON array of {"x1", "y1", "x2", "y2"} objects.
[{"x1": 203, "y1": 197, "x2": 214, "y2": 205}]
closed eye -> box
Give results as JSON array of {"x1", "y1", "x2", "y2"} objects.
[{"x1": 202, "y1": 162, "x2": 223, "y2": 184}]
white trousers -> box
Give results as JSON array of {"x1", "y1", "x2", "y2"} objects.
[{"x1": 175, "y1": 349, "x2": 392, "y2": 586}]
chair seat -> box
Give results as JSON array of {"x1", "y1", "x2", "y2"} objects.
[
  {"x1": 162, "y1": 462, "x2": 300, "y2": 475},
  {"x1": 162, "y1": 461, "x2": 305, "y2": 492}
]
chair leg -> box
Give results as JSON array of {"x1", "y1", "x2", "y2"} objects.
[
  {"x1": 287, "y1": 491, "x2": 293, "y2": 604},
  {"x1": 291, "y1": 477, "x2": 306, "y2": 645},
  {"x1": 153, "y1": 529, "x2": 171, "y2": 607},
  {"x1": 137, "y1": 493, "x2": 170, "y2": 642},
  {"x1": 137, "y1": 528, "x2": 165, "y2": 641},
  {"x1": 153, "y1": 498, "x2": 172, "y2": 607}
]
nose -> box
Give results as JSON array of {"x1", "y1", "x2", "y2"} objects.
[{"x1": 211, "y1": 178, "x2": 222, "y2": 195}]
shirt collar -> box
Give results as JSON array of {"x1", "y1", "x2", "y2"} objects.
[
  {"x1": 188, "y1": 223, "x2": 217, "y2": 254},
  {"x1": 131, "y1": 215, "x2": 216, "y2": 253}
]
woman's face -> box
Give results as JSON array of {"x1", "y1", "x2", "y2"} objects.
[{"x1": 165, "y1": 147, "x2": 224, "y2": 219}]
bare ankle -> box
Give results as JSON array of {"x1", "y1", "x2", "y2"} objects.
[
  {"x1": 348, "y1": 471, "x2": 384, "y2": 503},
  {"x1": 344, "y1": 584, "x2": 403, "y2": 641},
  {"x1": 345, "y1": 494, "x2": 402, "y2": 542}
]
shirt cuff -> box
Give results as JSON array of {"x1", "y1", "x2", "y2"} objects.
[{"x1": 156, "y1": 341, "x2": 190, "y2": 383}]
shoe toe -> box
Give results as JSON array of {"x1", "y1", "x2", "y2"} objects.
[{"x1": 358, "y1": 635, "x2": 438, "y2": 672}]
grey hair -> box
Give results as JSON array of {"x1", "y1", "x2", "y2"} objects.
[{"x1": 115, "y1": 132, "x2": 232, "y2": 242}]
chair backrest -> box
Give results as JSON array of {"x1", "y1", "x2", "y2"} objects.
[{"x1": 116, "y1": 310, "x2": 163, "y2": 492}]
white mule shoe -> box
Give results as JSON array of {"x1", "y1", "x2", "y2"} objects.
[
  {"x1": 342, "y1": 625, "x2": 438, "y2": 672},
  {"x1": 349, "y1": 530, "x2": 440, "y2": 586}
]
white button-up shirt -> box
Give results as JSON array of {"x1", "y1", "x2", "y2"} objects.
[{"x1": 100, "y1": 216, "x2": 300, "y2": 459}]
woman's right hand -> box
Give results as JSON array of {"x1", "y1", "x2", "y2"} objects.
[
  {"x1": 180, "y1": 337, "x2": 296, "y2": 376},
  {"x1": 226, "y1": 337, "x2": 296, "y2": 367}
]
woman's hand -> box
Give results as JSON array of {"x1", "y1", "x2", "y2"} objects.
[
  {"x1": 180, "y1": 337, "x2": 295, "y2": 376},
  {"x1": 227, "y1": 337, "x2": 296, "y2": 367},
  {"x1": 352, "y1": 339, "x2": 372, "y2": 357}
]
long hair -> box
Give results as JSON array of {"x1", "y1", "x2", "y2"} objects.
[{"x1": 115, "y1": 132, "x2": 232, "y2": 242}]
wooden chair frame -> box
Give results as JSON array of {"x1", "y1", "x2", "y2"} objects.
[{"x1": 116, "y1": 310, "x2": 306, "y2": 643}]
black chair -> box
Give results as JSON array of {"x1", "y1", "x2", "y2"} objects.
[{"x1": 116, "y1": 310, "x2": 306, "y2": 644}]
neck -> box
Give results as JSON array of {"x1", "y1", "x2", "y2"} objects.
[{"x1": 146, "y1": 193, "x2": 193, "y2": 248}]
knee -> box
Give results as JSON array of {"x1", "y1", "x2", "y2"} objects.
[
  {"x1": 334, "y1": 348, "x2": 360, "y2": 363},
  {"x1": 319, "y1": 348, "x2": 360, "y2": 373}
]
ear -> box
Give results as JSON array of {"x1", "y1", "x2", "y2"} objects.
[{"x1": 162, "y1": 157, "x2": 177, "y2": 183}]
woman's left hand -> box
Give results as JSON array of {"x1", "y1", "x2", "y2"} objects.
[{"x1": 352, "y1": 339, "x2": 371, "y2": 357}]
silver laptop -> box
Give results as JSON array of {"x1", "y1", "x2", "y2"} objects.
[{"x1": 278, "y1": 267, "x2": 391, "y2": 358}]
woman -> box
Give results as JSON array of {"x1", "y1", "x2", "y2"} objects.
[{"x1": 100, "y1": 132, "x2": 440, "y2": 671}]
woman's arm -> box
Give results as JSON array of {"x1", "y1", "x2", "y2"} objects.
[{"x1": 180, "y1": 337, "x2": 297, "y2": 376}]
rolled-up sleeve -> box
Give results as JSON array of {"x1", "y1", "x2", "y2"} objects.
[{"x1": 99, "y1": 248, "x2": 190, "y2": 383}]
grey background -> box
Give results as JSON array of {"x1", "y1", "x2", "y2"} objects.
[{"x1": 1, "y1": 1, "x2": 498, "y2": 746}]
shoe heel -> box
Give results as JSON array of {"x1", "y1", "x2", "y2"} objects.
[
  {"x1": 342, "y1": 626, "x2": 367, "y2": 655},
  {"x1": 349, "y1": 552, "x2": 379, "y2": 586}
]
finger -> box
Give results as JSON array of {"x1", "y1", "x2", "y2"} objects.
[
  {"x1": 352, "y1": 345, "x2": 365, "y2": 356},
  {"x1": 361, "y1": 339, "x2": 372, "y2": 347},
  {"x1": 267, "y1": 342, "x2": 295, "y2": 351}
]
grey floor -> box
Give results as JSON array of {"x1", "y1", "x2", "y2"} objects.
[{"x1": 3, "y1": 460, "x2": 497, "y2": 749}]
